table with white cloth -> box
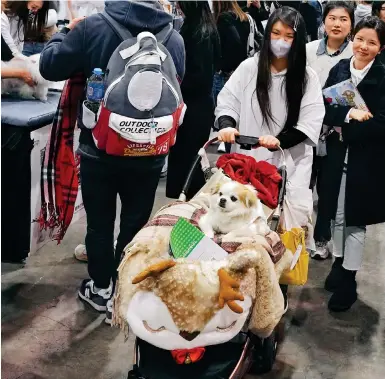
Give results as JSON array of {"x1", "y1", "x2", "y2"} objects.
[{"x1": 1, "y1": 89, "x2": 85, "y2": 260}]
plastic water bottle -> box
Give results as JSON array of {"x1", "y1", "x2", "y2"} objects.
[{"x1": 87, "y1": 68, "x2": 105, "y2": 102}]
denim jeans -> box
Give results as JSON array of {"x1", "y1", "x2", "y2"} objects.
[
  {"x1": 80, "y1": 156, "x2": 164, "y2": 288},
  {"x1": 22, "y1": 42, "x2": 45, "y2": 57}
]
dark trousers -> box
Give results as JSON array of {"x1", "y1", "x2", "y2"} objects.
[
  {"x1": 80, "y1": 156, "x2": 164, "y2": 289},
  {"x1": 1, "y1": 127, "x2": 33, "y2": 262}
]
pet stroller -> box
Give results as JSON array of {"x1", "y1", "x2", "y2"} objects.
[{"x1": 127, "y1": 136, "x2": 289, "y2": 379}]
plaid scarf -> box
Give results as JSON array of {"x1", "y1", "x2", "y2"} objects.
[{"x1": 36, "y1": 74, "x2": 85, "y2": 243}]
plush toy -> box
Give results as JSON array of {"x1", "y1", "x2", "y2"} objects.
[{"x1": 113, "y1": 175, "x2": 293, "y2": 364}]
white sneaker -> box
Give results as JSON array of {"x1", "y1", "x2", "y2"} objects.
[
  {"x1": 310, "y1": 241, "x2": 330, "y2": 260},
  {"x1": 217, "y1": 142, "x2": 226, "y2": 153},
  {"x1": 105, "y1": 297, "x2": 113, "y2": 325},
  {"x1": 74, "y1": 244, "x2": 87, "y2": 262},
  {"x1": 74, "y1": 240, "x2": 118, "y2": 262}
]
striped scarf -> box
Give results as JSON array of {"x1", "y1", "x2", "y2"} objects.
[{"x1": 36, "y1": 74, "x2": 85, "y2": 243}]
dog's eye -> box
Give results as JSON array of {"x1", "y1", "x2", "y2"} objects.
[
  {"x1": 219, "y1": 192, "x2": 222, "y2": 196},
  {"x1": 230, "y1": 196, "x2": 237, "y2": 202}
]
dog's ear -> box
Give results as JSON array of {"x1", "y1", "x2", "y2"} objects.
[{"x1": 239, "y1": 186, "x2": 257, "y2": 208}]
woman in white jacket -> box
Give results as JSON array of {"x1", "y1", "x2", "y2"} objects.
[
  {"x1": 216, "y1": 6, "x2": 325, "y2": 244},
  {"x1": 1, "y1": 1, "x2": 57, "y2": 59}
]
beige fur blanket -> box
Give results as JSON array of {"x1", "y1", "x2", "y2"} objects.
[{"x1": 113, "y1": 192, "x2": 293, "y2": 340}]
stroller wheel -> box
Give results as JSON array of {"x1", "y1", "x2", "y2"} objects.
[{"x1": 250, "y1": 330, "x2": 278, "y2": 374}]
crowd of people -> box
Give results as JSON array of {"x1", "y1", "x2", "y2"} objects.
[{"x1": 1, "y1": 1, "x2": 385, "y2": 326}]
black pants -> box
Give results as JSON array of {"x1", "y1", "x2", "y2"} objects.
[
  {"x1": 1, "y1": 126, "x2": 33, "y2": 262},
  {"x1": 80, "y1": 156, "x2": 164, "y2": 289}
]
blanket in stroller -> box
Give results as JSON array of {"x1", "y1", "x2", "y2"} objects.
[{"x1": 113, "y1": 187, "x2": 293, "y2": 357}]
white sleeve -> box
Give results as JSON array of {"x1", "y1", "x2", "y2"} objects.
[
  {"x1": 46, "y1": 9, "x2": 58, "y2": 28},
  {"x1": 295, "y1": 69, "x2": 326, "y2": 146},
  {"x1": 214, "y1": 65, "x2": 244, "y2": 129},
  {"x1": 1, "y1": 12, "x2": 23, "y2": 58}
]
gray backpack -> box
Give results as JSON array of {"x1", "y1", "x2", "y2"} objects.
[{"x1": 83, "y1": 11, "x2": 186, "y2": 157}]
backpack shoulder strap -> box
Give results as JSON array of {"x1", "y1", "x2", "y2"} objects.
[
  {"x1": 100, "y1": 11, "x2": 132, "y2": 41},
  {"x1": 154, "y1": 23, "x2": 174, "y2": 45},
  {"x1": 246, "y1": 13, "x2": 257, "y2": 57}
]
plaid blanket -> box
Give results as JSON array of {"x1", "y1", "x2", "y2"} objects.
[
  {"x1": 35, "y1": 74, "x2": 85, "y2": 243},
  {"x1": 125, "y1": 195, "x2": 286, "y2": 264}
]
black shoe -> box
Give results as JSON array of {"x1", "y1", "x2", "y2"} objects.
[
  {"x1": 328, "y1": 268, "x2": 357, "y2": 312},
  {"x1": 324, "y1": 257, "x2": 343, "y2": 292},
  {"x1": 78, "y1": 279, "x2": 112, "y2": 312}
]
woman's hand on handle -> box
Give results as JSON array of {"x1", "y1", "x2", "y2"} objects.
[
  {"x1": 258, "y1": 135, "x2": 280, "y2": 149},
  {"x1": 218, "y1": 128, "x2": 240, "y2": 144}
]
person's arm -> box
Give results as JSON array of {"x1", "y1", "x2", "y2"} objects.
[
  {"x1": 291, "y1": 69, "x2": 325, "y2": 146},
  {"x1": 322, "y1": 65, "x2": 352, "y2": 127},
  {"x1": 215, "y1": 60, "x2": 245, "y2": 128},
  {"x1": 342, "y1": 81, "x2": 385, "y2": 143},
  {"x1": 164, "y1": 31, "x2": 185, "y2": 82},
  {"x1": 39, "y1": 17, "x2": 85, "y2": 81},
  {"x1": 275, "y1": 128, "x2": 308, "y2": 149},
  {"x1": 1, "y1": 67, "x2": 34, "y2": 86},
  {"x1": 1, "y1": 12, "x2": 24, "y2": 59}
]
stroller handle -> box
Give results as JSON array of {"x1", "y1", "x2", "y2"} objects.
[{"x1": 179, "y1": 135, "x2": 287, "y2": 203}]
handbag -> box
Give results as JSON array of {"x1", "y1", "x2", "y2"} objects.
[{"x1": 279, "y1": 227, "x2": 309, "y2": 286}]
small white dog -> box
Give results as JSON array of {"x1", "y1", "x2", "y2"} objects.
[
  {"x1": 199, "y1": 181, "x2": 270, "y2": 239},
  {"x1": 1, "y1": 54, "x2": 50, "y2": 101}
]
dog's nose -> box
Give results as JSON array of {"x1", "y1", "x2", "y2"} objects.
[{"x1": 219, "y1": 198, "x2": 227, "y2": 208}]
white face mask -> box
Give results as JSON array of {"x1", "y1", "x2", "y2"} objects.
[{"x1": 270, "y1": 39, "x2": 292, "y2": 58}]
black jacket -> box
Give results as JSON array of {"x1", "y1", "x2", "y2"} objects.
[
  {"x1": 320, "y1": 57, "x2": 385, "y2": 227},
  {"x1": 179, "y1": 21, "x2": 219, "y2": 99},
  {"x1": 40, "y1": 0, "x2": 185, "y2": 161},
  {"x1": 216, "y1": 12, "x2": 251, "y2": 74}
]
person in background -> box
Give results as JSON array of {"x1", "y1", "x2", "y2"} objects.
[
  {"x1": 307, "y1": 0, "x2": 354, "y2": 260},
  {"x1": 213, "y1": 0, "x2": 261, "y2": 153},
  {"x1": 166, "y1": 1, "x2": 220, "y2": 200},
  {"x1": 372, "y1": 1, "x2": 385, "y2": 21},
  {"x1": 237, "y1": 0, "x2": 266, "y2": 34},
  {"x1": 23, "y1": 1, "x2": 58, "y2": 56},
  {"x1": 319, "y1": 16, "x2": 385, "y2": 312},
  {"x1": 39, "y1": 0, "x2": 185, "y2": 324},
  {"x1": 1, "y1": 1, "x2": 57, "y2": 59},
  {"x1": 67, "y1": 0, "x2": 104, "y2": 20},
  {"x1": 213, "y1": 1, "x2": 259, "y2": 104},
  {"x1": 270, "y1": 1, "x2": 323, "y2": 42},
  {"x1": 1, "y1": 0, "x2": 35, "y2": 264},
  {"x1": 354, "y1": 0, "x2": 372, "y2": 25},
  {"x1": 372, "y1": 1, "x2": 385, "y2": 64},
  {"x1": 216, "y1": 6, "x2": 324, "y2": 246}
]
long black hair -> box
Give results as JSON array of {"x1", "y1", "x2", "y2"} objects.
[
  {"x1": 256, "y1": 6, "x2": 307, "y2": 131},
  {"x1": 178, "y1": 1, "x2": 217, "y2": 37},
  {"x1": 5, "y1": 1, "x2": 50, "y2": 42}
]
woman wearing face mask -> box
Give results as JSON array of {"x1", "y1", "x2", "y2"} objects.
[
  {"x1": 319, "y1": 16, "x2": 385, "y2": 312},
  {"x1": 1, "y1": 1, "x2": 56, "y2": 59},
  {"x1": 216, "y1": 6, "x2": 324, "y2": 245},
  {"x1": 307, "y1": 1, "x2": 354, "y2": 260}
]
